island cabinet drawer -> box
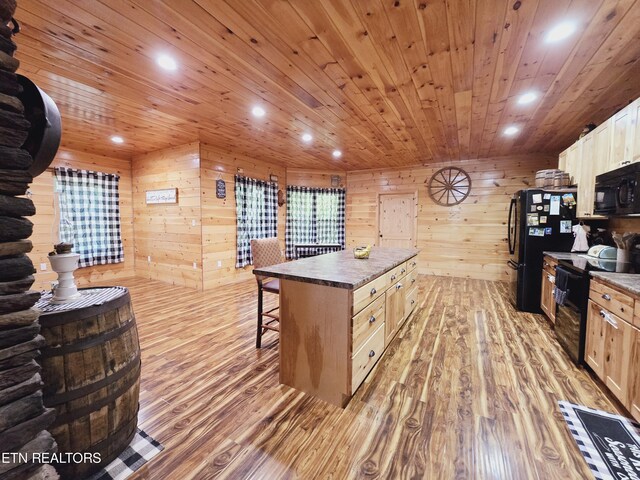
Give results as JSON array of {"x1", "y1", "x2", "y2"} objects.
[
  {"x1": 351, "y1": 323, "x2": 385, "y2": 394},
  {"x1": 406, "y1": 269, "x2": 418, "y2": 290},
  {"x1": 352, "y1": 294, "x2": 386, "y2": 353},
  {"x1": 542, "y1": 256, "x2": 557, "y2": 275},
  {"x1": 590, "y1": 281, "x2": 634, "y2": 324},
  {"x1": 405, "y1": 286, "x2": 418, "y2": 316},
  {"x1": 386, "y1": 262, "x2": 408, "y2": 286},
  {"x1": 353, "y1": 275, "x2": 388, "y2": 315},
  {"x1": 407, "y1": 257, "x2": 418, "y2": 272}
]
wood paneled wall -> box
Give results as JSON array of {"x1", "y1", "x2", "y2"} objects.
[
  {"x1": 346, "y1": 154, "x2": 556, "y2": 281},
  {"x1": 132, "y1": 143, "x2": 202, "y2": 290},
  {"x1": 28, "y1": 149, "x2": 134, "y2": 291},
  {"x1": 200, "y1": 143, "x2": 287, "y2": 289},
  {"x1": 286, "y1": 169, "x2": 346, "y2": 189}
]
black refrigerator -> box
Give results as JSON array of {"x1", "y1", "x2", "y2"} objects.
[{"x1": 507, "y1": 189, "x2": 577, "y2": 313}]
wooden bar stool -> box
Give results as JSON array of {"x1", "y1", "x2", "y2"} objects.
[{"x1": 251, "y1": 237, "x2": 284, "y2": 348}]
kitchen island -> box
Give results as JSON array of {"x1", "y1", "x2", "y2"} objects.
[{"x1": 254, "y1": 247, "x2": 419, "y2": 406}]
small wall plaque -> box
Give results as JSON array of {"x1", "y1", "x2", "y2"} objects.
[
  {"x1": 146, "y1": 188, "x2": 178, "y2": 204},
  {"x1": 216, "y1": 179, "x2": 226, "y2": 199},
  {"x1": 270, "y1": 174, "x2": 278, "y2": 182}
]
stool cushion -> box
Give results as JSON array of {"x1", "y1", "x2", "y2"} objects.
[{"x1": 263, "y1": 279, "x2": 280, "y2": 293}]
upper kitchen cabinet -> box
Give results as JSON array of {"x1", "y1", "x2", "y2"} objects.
[
  {"x1": 565, "y1": 142, "x2": 581, "y2": 187},
  {"x1": 576, "y1": 122, "x2": 609, "y2": 218},
  {"x1": 610, "y1": 99, "x2": 638, "y2": 169},
  {"x1": 632, "y1": 98, "x2": 640, "y2": 164}
]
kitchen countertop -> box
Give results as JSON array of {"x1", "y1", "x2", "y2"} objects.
[
  {"x1": 590, "y1": 272, "x2": 640, "y2": 296},
  {"x1": 542, "y1": 251, "x2": 586, "y2": 262},
  {"x1": 253, "y1": 247, "x2": 419, "y2": 289},
  {"x1": 544, "y1": 251, "x2": 640, "y2": 296}
]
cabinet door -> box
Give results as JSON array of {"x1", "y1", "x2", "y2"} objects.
[
  {"x1": 385, "y1": 282, "x2": 406, "y2": 346},
  {"x1": 593, "y1": 120, "x2": 612, "y2": 175},
  {"x1": 611, "y1": 103, "x2": 637, "y2": 168},
  {"x1": 540, "y1": 270, "x2": 555, "y2": 323},
  {"x1": 585, "y1": 300, "x2": 606, "y2": 379},
  {"x1": 566, "y1": 142, "x2": 580, "y2": 185},
  {"x1": 603, "y1": 308, "x2": 634, "y2": 405},
  {"x1": 577, "y1": 134, "x2": 595, "y2": 218},
  {"x1": 632, "y1": 98, "x2": 640, "y2": 164},
  {"x1": 558, "y1": 149, "x2": 568, "y2": 171},
  {"x1": 627, "y1": 324, "x2": 640, "y2": 422}
]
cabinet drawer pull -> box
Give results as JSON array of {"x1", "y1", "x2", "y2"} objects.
[
  {"x1": 391, "y1": 274, "x2": 396, "y2": 281},
  {"x1": 411, "y1": 299, "x2": 415, "y2": 305},
  {"x1": 602, "y1": 294, "x2": 611, "y2": 301},
  {"x1": 369, "y1": 315, "x2": 376, "y2": 324},
  {"x1": 411, "y1": 261, "x2": 416, "y2": 267},
  {"x1": 396, "y1": 283, "x2": 403, "y2": 290},
  {"x1": 370, "y1": 288, "x2": 377, "y2": 296},
  {"x1": 544, "y1": 262, "x2": 549, "y2": 267},
  {"x1": 599, "y1": 309, "x2": 618, "y2": 329},
  {"x1": 368, "y1": 350, "x2": 376, "y2": 358},
  {"x1": 547, "y1": 274, "x2": 553, "y2": 282},
  {"x1": 401, "y1": 268, "x2": 406, "y2": 274},
  {"x1": 411, "y1": 278, "x2": 416, "y2": 284}
]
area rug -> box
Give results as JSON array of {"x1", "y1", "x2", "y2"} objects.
[
  {"x1": 87, "y1": 429, "x2": 164, "y2": 480},
  {"x1": 559, "y1": 401, "x2": 640, "y2": 479}
]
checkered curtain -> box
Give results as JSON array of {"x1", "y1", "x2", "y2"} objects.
[
  {"x1": 235, "y1": 175, "x2": 278, "y2": 268},
  {"x1": 54, "y1": 167, "x2": 124, "y2": 268},
  {"x1": 285, "y1": 186, "x2": 346, "y2": 259}
]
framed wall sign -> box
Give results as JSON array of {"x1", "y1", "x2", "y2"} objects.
[
  {"x1": 216, "y1": 179, "x2": 226, "y2": 199},
  {"x1": 146, "y1": 188, "x2": 178, "y2": 204}
]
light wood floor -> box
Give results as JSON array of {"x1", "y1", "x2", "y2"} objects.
[{"x1": 108, "y1": 275, "x2": 620, "y2": 479}]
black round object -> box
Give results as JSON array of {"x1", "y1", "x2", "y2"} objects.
[{"x1": 16, "y1": 74, "x2": 61, "y2": 177}]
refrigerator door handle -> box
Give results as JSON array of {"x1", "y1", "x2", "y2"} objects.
[
  {"x1": 508, "y1": 197, "x2": 517, "y2": 254},
  {"x1": 507, "y1": 260, "x2": 521, "y2": 271}
]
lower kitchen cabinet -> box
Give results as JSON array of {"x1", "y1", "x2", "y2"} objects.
[
  {"x1": 540, "y1": 255, "x2": 557, "y2": 322},
  {"x1": 586, "y1": 278, "x2": 638, "y2": 418}
]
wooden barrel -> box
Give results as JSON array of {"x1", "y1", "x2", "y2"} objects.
[{"x1": 38, "y1": 287, "x2": 140, "y2": 479}]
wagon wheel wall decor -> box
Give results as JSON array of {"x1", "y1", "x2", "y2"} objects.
[{"x1": 428, "y1": 167, "x2": 471, "y2": 206}]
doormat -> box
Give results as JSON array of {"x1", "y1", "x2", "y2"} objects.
[
  {"x1": 87, "y1": 429, "x2": 164, "y2": 480},
  {"x1": 559, "y1": 401, "x2": 640, "y2": 479}
]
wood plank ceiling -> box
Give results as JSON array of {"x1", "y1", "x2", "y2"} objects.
[{"x1": 13, "y1": 0, "x2": 640, "y2": 170}]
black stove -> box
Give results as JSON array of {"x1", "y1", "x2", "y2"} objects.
[{"x1": 553, "y1": 255, "x2": 634, "y2": 366}]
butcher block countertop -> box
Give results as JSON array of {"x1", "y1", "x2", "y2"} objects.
[{"x1": 253, "y1": 247, "x2": 419, "y2": 289}]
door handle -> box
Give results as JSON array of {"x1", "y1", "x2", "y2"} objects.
[{"x1": 600, "y1": 309, "x2": 618, "y2": 329}]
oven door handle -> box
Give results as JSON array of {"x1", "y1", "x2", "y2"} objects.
[{"x1": 599, "y1": 309, "x2": 619, "y2": 329}]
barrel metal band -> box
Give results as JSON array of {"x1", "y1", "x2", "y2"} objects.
[
  {"x1": 44, "y1": 350, "x2": 141, "y2": 407},
  {"x1": 41, "y1": 319, "x2": 137, "y2": 358},
  {"x1": 51, "y1": 360, "x2": 140, "y2": 427}
]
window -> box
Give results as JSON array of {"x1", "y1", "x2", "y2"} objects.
[
  {"x1": 285, "y1": 186, "x2": 345, "y2": 259},
  {"x1": 54, "y1": 167, "x2": 124, "y2": 267},
  {"x1": 235, "y1": 175, "x2": 278, "y2": 268}
]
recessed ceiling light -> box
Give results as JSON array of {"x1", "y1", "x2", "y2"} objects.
[
  {"x1": 110, "y1": 136, "x2": 124, "y2": 144},
  {"x1": 332, "y1": 150, "x2": 342, "y2": 158},
  {"x1": 251, "y1": 106, "x2": 266, "y2": 118},
  {"x1": 545, "y1": 21, "x2": 577, "y2": 43},
  {"x1": 302, "y1": 133, "x2": 313, "y2": 143},
  {"x1": 504, "y1": 126, "x2": 520, "y2": 136},
  {"x1": 156, "y1": 54, "x2": 177, "y2": 71},
  {"x1": 517, "y1": 92, "x2": 538, "y2": 105}
]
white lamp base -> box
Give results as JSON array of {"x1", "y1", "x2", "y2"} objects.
[{"x1": 49, "y1": 253, "x2": 82, "y2": 303}]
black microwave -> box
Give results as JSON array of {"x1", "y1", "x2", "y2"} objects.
[{"x1": 594, "y1": 162, "x2": 640, "y2": 215}]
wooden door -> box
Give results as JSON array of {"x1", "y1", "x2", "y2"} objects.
[
  {"x1": 565, "y1": 142, "x2": 580, "y2": 186},
  {"x1": 558, "y1": 149, "x2": 568, "y2": 170},
  {"x1": 385, "y1": 282, "x2": 405, "y2": 346},
  {"x1": 378, "y1": 193, "x2": 416, "y2": 247},
  {"x1": 627, "y1": 324, "x2": 640, "y2": 422},
  {"x1": 540, "y1": 270, "x2": 555, "y2": 323},
  {"x1": 603, "y1": 309, "x2": 633, "y2": 405},
  {"x1": 585, "y1": 300, "x2": 606, "y2": 379},
  {"x1": 611, "y1": 103, "x2": 636, "y2": 168},
  {"x1": 577, "y1": 134, "x2": 595, "y2": 218},
  {"x1": 593, "y1": 120, "x2": 611, "y2": 175},
  {"x1": 631, "y1": 98, "x2": 640, "y2": 164}
]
